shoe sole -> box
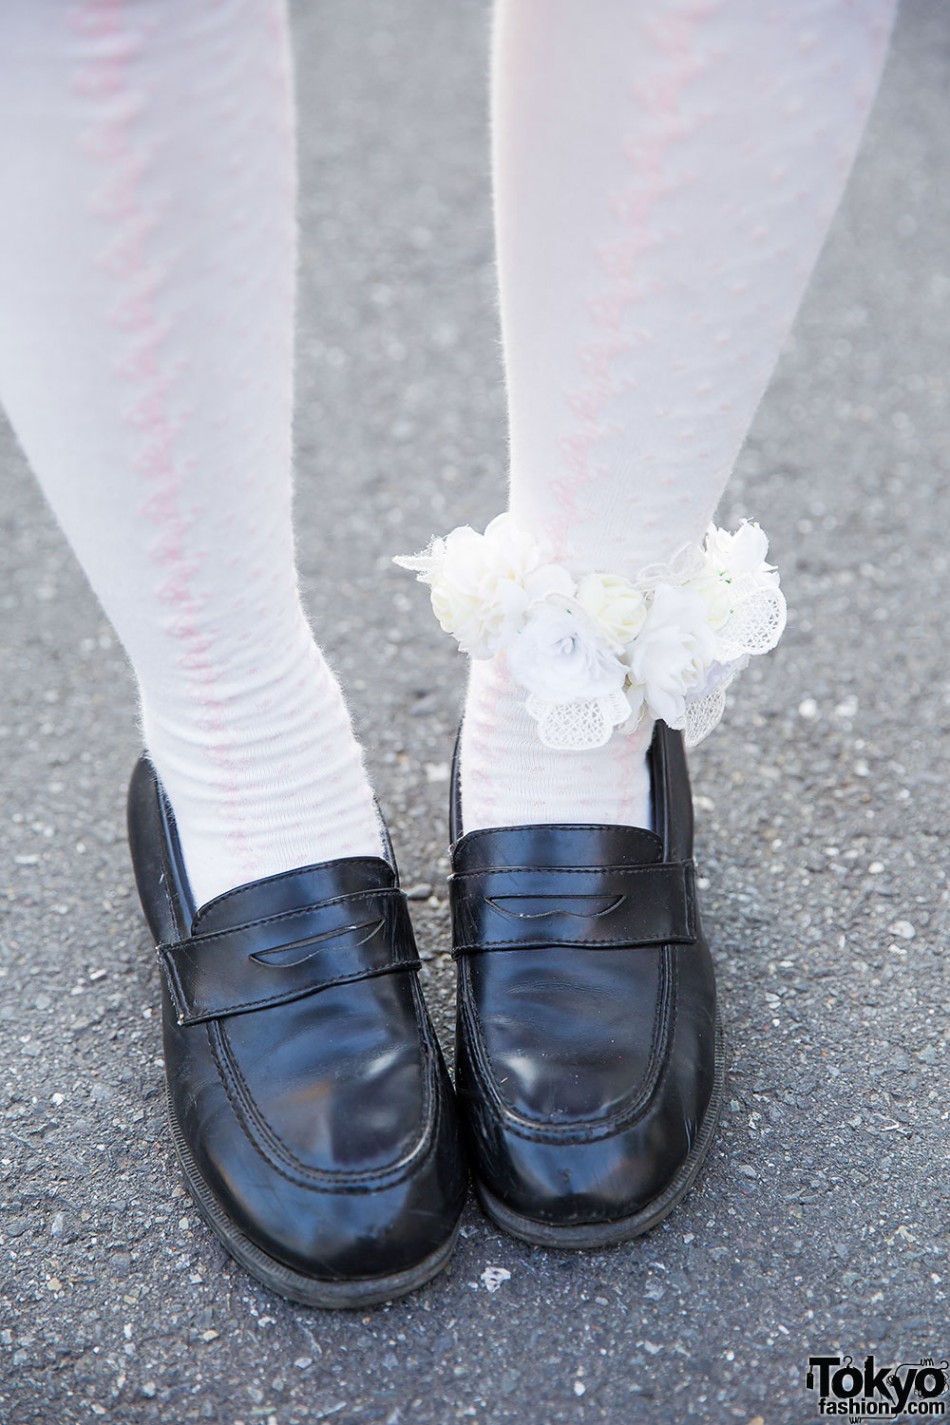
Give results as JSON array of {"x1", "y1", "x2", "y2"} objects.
[
  {"x1": 165, "y1": 1084, "x2": 461, "y2": 1309},
  {"x1": 474, "y1": 1013, "x2": 726, "y2": 1250}
]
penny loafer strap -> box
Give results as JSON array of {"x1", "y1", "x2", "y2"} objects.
[
  {"x1": 157, "y1": 888, "x2": 421, "y2": 1025},
  {"x1": 450, "y1": 861, "x2": 696, "y2": 955}
]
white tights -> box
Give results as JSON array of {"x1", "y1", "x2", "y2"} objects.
[
  {"x1": 461, "y1": 0, "x2": 897, "y2": 832},
  {"x1": 0, "y1": 0, "x2": 384, "y2": 907},
  {"x1": 0, "y1": 0, "x2": 896, "y2": 900}
]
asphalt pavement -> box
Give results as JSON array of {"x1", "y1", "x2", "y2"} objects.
[{"x1": 1, "y1": 2, "x2": 949, "y2": 1422}]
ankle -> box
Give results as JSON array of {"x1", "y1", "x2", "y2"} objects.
[
  {"x1": 460, "y1": 657, "x2": 654, "y2": 833},
  {"x1": 136, "y1": 642, "x2": 384, "y2": 907}
]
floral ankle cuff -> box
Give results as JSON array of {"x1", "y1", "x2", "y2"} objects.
[{"x1": 395, "y1": 512, "x2": 786, "y2": 751}]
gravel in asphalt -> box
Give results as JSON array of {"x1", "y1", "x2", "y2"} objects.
[{"x1": 1, "y1": 3, "x2": 948, "y2": 1422}]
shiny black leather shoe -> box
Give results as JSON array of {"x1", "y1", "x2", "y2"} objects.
[
  {"x1": 450, "y1": 719, "x2": 724, "y2": 1248},
  {"x1": 127, "y1": 757, "x2": 467, "y2": 1307}
]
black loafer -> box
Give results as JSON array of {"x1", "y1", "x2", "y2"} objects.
[
  {"x1": 127, "y1": 757, "x2": 467, "y2": 1307},
  {"x1": 449, "y1": 719, "x2": 724, "y2": 1248}
]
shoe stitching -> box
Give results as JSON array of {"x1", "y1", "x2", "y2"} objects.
[
  {"x1": 463, "y1": 946, "x2": 713, "y2": 1161},
  {"x1": 452, "y1": 864, "x2": 676, "y2": 878},
  {"x1": 184, "y1": 888, "x2": 406, "y2": 945},
  {"x1": 455, "y1": 822, "x2": 665, "y2": 849},
  {"x1": 220, "y1": 1019, "x2": 439, "y2": 1188},
  {"x1": 457, "y1": 946, "x2": 673, "y2": 1143},
  {"x1": 452, "y1": 720, "x2": 697, "y2": 1144},
  {"x1": 191, "y1": 858, "x2": 393, "y2": 930},
  {"x1": 144, "y1": 763, "x2": 451, "y2": 1196},
  {"x1": 478, "y1": 1011, "x2": 726, "y2": 1234},
  {"x1": 160, "y1": 955, "x2": 422, "y2": 1024},
  {"x1": 451, "y1": 862, "x2": 696, "y2": 951},
  {"x1": 160, "y1": 893, "x2": 421, "y2": 1021},
  {"x1": 453, "y1": 936, "x2": 689, "y2": 952},
  {"x1": 206, "y1": 1017, "x2": 442, "y2": 1193},
  {"x1": 150, "y1": 761, "x2": 198, "y2": 933},
  {"x1": 151, "y1": 769, "x2": 189, "y2": 941},
  {"x1": 158, "y1": 943, "x2": 189, "y2": 1023}
]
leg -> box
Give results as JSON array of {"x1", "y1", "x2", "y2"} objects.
[
  {"x1": 460, "y1": 0, "x2": 897, "y2": 832},
  {"x1": 439, "y1": 0, "x2": 897, "y2": 1246},
  {"x1": 0, "y1": 0, "x2": 382, "y2": 908},
  {"x1": 0, "y1": 0, "x2": 466, "y2": 1304}
]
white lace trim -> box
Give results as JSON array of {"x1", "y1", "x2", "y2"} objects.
[
  {"x1": 524, "y1": 689, "x2": 632, "y2": 751},
  {"x1": 716, "y1": 579, "x2": 787, "y2": 661},
  {"x1": 683, "y1": 682, "x2": 729, "y2": 749}
]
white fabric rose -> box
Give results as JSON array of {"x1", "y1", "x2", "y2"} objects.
[
  {"x1": 692, "y1": 655, "x2": 747, "y2": 700},
  {"x1": 507, "y1": 600, "x2": 628, "y2": 705},
  {"x1": 688, "y1": 521, "x2": 781, "y2": 630},
  {"x1": 703, "y1": 519, "x2": 769, "y2": 576},
  {"x1": 575, "y1": 573, "x2": 647, "y2": 650},
  {"x1": 395, "y1": 513, "x2": 571, "y2": 658},
  {"x1": 625, "y1": 583, "x2": 719, "y2": 727},
  {"x1": 684, "y1": 569, "x2": 735, "y2": 631},
  {"x1": 702, "y1": 519, "x2": 779, "y2": 589}
]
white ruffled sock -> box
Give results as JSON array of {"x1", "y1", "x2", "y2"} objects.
[
  {"x1": 459, "y1": 0, "x2": 895, "y2": 834},
  {"x1": 0, "y1": 0, "x2": 384, "y2": 907}
]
